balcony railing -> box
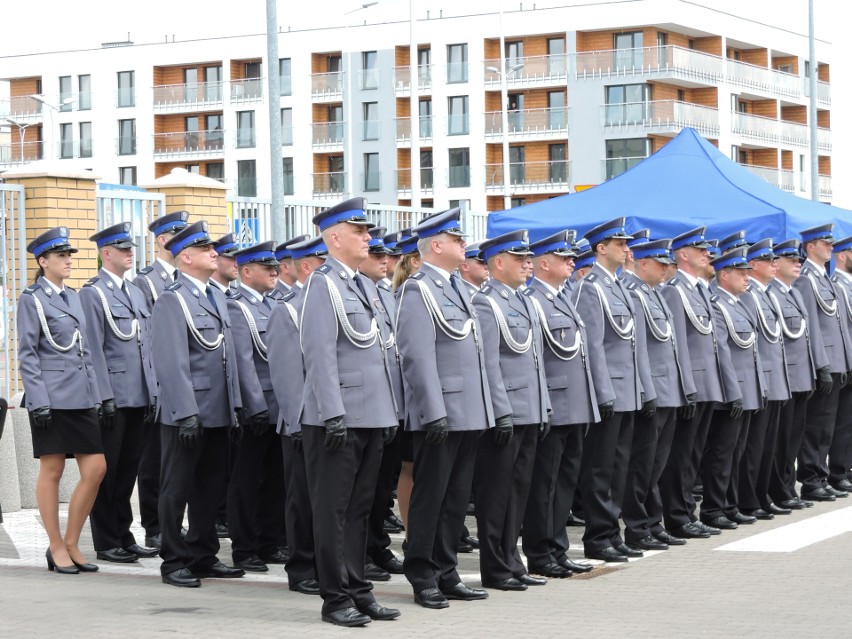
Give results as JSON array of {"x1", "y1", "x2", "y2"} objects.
[
  {"x1": 0, "y1": 141, "x2": 44, "y2": 165},
  {"x1": 153, "y1": 130, "x2": 226, "y2": 157},
  {"x1": 739, "y1": 164, "x2": 795, "y2": 192},
  {"x1": 726, "y1": 59, "x2": 800, "y2": 99},
  {"x1": 312, "y1": 122, "x2": 345, "y2": 148},
  {"x1": 362, "y1": 119, "x2": 380, "y2": 141},
  {"x1": 116, "y1": 87, "x2": 136, "y2": 108},
  {"x1": 230, "y1": 78, "x2": 264, "y2": 103},
  {"x1": 484, "y1": 107, "x2": 569, "y2": 139},
  {"x1": 483, "y1": 54, "x2": 568, "y2": 86},
  {"x1": 58, "y1": 139, "x2": 93, "y2": 160},
  {"x1": 819, "y1": 174, "x2": 832, "y2": 198},
  {"x1": 359, "y1": 69, "x2": 380, "y2": 90},
  {"x1": 361, "y1": 171, "x2": 381, "y2": 192},
  {"x1": 312, "y1": 72, "x2": 344, "y2": 99},
  {"x1": 0, "y1": 95, "x2": 44, "y2": 120},
  {"x1": 393, "y1": 65, "x2": 433, "y2": 94},
  {"x1": 817, "y1": 127, "x2": 832, "y2": 153},
  {"x1": 153, "y1": 82, "x2": 225, "y2": 110},
  {"x1": 575, "y1": 45, "x2": 723, "y2": 83},
  {"x1": 485, "y1": 161, "x2": 570, "y2": 192},
  {"x1": 602, "y1": 156, "x2": 647, "y2": 181},
  {"x1": 313, "y1": 172, "x2": 346, "y2": 196},
  {"x1": 602, "y1": 100, "x2": 719, "y2": 137},
  {"x1": 396, "y1": 168, "x2": 435, "y2": 193},
  {"x1": 395, "y1": 116, "x2": 433, "y2": 142},
  {"x1": 817, "y1": 81, "x2": 831, "y2": 106}
]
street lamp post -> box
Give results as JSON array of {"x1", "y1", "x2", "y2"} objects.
[
  {"x1": 266, "y1": 0, "x2": 285, "y2": 241},
  {"x1": 30, "y1": 95, "x2": 76, "y2": 161},
  {"x1": 2, "y1": 117, "x2": 33, "y2": 164},
  {"x1": 487, "y1": 63, "x2": 524, "y2": 210}
]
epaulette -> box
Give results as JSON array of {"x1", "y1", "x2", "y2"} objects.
[
  {"x1": 166, "y1": 281, "x2": 182, "y2": 291},
  {"x1": 66, "y1": 286, "x2": 76, "y2": 292},
  {"x1": 625, "y1": 281, "x2": 637, "y2": 290},
  {"x1": 411, "y1": 272, "x2": 424, "y2": 280},
  {"x1": 480, "y1": 284, "x2": 493, "y2": 294},
  {"x1": 138, "y1": 265, "x2": 154, "y2": 275},
  {"x1": 522, "y1": 287, "x2": 535, "y2": 297},
  {"x1": 667, "y1": 275, "x2": 681, "y2": 286},
  {"x1": 23, "y1": 283, "x2": 40, "y2": 295},
  {"x1": 316, "y1": 264, "x2": 331, "y2": 274},
  {"x1": 228, "y1": 289, "x2": 244, "y2": 300},
  {"x1": 282, "y1": 290, "x2": 297, "y2": 303},
  {"x1": 585, "y1": 273, "x2": 598, "y2": 283},
  {"x1": 378, "y1": 280, "x2": 391, "y2": 291},
  {"x1": 710, "y1": 294, "x2": 719, "y2": 302}
]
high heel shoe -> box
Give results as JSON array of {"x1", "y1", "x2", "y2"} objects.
[
  {"x1": 46, "y1": 549, "x2": 79, "y2": 574},
  {"x1": 71, "y1": 558, "x2": 99, "y2": 572}
]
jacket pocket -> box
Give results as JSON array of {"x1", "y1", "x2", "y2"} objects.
[{"x1": 41, "y1": 358, "x2": 65, "y2": 372}]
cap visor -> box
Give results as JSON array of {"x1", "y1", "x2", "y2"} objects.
[
  {"x1": 347, "y1": 219, "x2": 376, "y2": 229},
  {"x1": 111, "y1": 240, "x2": 137, "y2": 249}
]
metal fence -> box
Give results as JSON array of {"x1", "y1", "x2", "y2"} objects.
[
  {"x1": 96, "y1": 186, "x2": 166, "y2": 275},
  {"x1": 1, "y1": 184, "x2": 26, "y2": 399}
]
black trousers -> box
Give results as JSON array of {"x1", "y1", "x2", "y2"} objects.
[
  {"x1": 403, "y1": 430, "x2": 479, "y2": 593},
  {"x1": 367, "y1": 423, "x2": 402, "y2": 565},
  {"x1": 226, "y1": 427, "x2": 285, "y2": 562},
  {"x1": 769, "y1": 391, "x2": 810, "y2": 504},
  {"x1": 829, "y1": 385, "x2": 852, "y2": 486},
  {"x1": 660, "y1": 401, "x2": 713, "y2": 529},
  {"x1": 739, "y1": 401, "x2": 782, "y2": 511},
  {"x1": 90, "y1": 406, "x2": 145, "y2": 551},
  {"x1": 302, "y1": 425, "x2": 383, "y2": 614},
  {"x1": 282, "y1": 434, "x2": 316, "y2": 583},
  {"x1": 137, "y1": 422, "x2": 161, "y2": 538},
  {"x1": 580, "y1": 411, "x2": 634, "y2": 553},
  {"x1": 522, "y1": 423, "x2": 584, "y2": 568},
  {"x1": 725, "y1": 411, "x2": 753, "y2": 516},
  {"x1": 700, "y1": 409, "x2": 747, "y2": 519},
  {"x1": 624, "y1": 407, "x2": 676, "y2": 542},
  {"x1": 474, "y1": 423, "x2": 537, "y2": 582},
  {"x1": 158, "y1": 424, "x2": 229, "y2": 576},
  {"x1": 798, "y1": 373, "x2": 842, "y2": 492}
]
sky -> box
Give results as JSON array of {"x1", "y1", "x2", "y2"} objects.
[{"x1": 0, "y1": 0, "x2": 847, "y2": 205}]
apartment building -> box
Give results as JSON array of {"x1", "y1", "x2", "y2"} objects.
[{"x1": 0, "y1": 1, "x2": 833, "y2": 213}]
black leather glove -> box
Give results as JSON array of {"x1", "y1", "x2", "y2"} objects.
[
  {"x1": 598, "y1": 401, "x2": 615, "y2": 421},
  {"x1": 680, "y1": 393, "x2": 697, "y2": 420},
  {"x1": 641, "y1": 397, "x2": 657, "y2": 419},
  {"x1": 424, "y1": 417, "x2": 449, "y2": 446},
  {"x1": 250, "y1": 410, "x2": 270, "y2": 436},
  {"x1": 291, "y1": 431, "x2": 303, "y2": 452},
  {"x1": 805, "y1": 389, "x2": 815, "y2": 401},
  {"x1": 144, "y1": 399, "x2": 157, "y2": 424},
  {"x1": 94, "y1": 402, "x2": 103, "y2": 424},
  {"x1": 816, "y1": 366, "x2": 833, "y2": 395},
  {"x1": 383, "y1": 425, "x2": 398, "y2": 446},
  {"x1": 842, "y1": 372, "x2": 850, "y2": 388},
  {"x1": 31, "y1": 406, "x2": 52, "y2": 430},
  {"x1": 324, "y1": 415, "x2": 346, "y2": 450},
  {"x1": 494, "y1": 415, "x2": 513, "y2": 446},
  {"x1": 539, "y1": 417, "x2": 552, "y2": 441},
  {"x1": 761, "y1": 394, "x2": 768, "y2": 412},
  {"x1": 729, "y1": 399, "x2": 744, "y2": 420},
  {"x1": 177, "y1": 414, "x2": 202, "y2": 448},
  {"x1": 101, "y1": 399, "x2": 116, "y2": 429}
]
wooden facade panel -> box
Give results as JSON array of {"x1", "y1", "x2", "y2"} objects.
[
  {"x1": 396, "y1": 98, "x2": 410, "y2": 118},
  {"x1": 752, "y1": 100, "x2": 778, "y2": 118},
  {"x1": 752, "y1": 149, "x2": 778, "y2": 168},
  {"x1": 396, "y1": 46, "x2": 409, "y2": 67},
  {"x1": 397, "y1": 148, "x2": 411, "y2": 170},
  {"x1": 819, "y1": 156, "x2": 831, "y2": 174},
  {"x1": 693, "y1": 37, "x2": 722, "y2": 56},
  {"x1": 818, "y1": 110, "x2": 830, "y2": 128},
  {"x1": 818, "y1": 64, "x2": 830, "y2": 82},
  {"x1": 312, "y1": 153, "x2": 343, "y2": 174},
  {"x1": 773, "y1": 55, "x2": 798, "y2": 74},
  {"x1": 689, "y1": 87, "x2": 718, "y2": 107},
  {"x1": 740, "y1": 49, "x2": 768, "y2": 67},
  {"x1": 781, "y1": 105, "x2": 806, "y2": 124},
  {"x1": 781, "y1": 150, "x2": 793, "y2": 170},
  {"x1": 311, "y1": 52, "x2": 342, "y2": 75},
  {"x1": 10, "y1": 77, "x2": 40, "y2": 97}
]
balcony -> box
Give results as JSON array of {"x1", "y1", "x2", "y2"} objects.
[
  {"x1": 483, "y1": 54, "x2": 568, "y2": 88},
  {"x1": 820, "y1": 174, "x2": 832, "y2": 199},
  {"x1": 230, "y1": 78, "x2": 263, "y2": 104},
  {"x1": 312, "y1": 122, "x2": 345, "y2": 150},
  {"x1": 484, "y1": 107, "x2": 568, "y2": 141},
  {"x1": 726, "y1": 59, "x2": 801, "y2": 99},
  {"x1": 602, "y1": 101, "x2": 719, "y2": 137},
  {"x1": 731, "y1": 112, "x2": 809, "y2": 147},
  {"x1": 153, "y1": 82, "x2": 225, "y2": 112},
  {"x1": 0, "y1": 141, "x2": 44, "y2": 166},
  {"x1": 395, "y1": 116, "x2": 433, "y2": 145},
  {"x1": 393, "y1": 65, "x2": 433, "y2": 95},
  {"x1": 739, "y1": 164, "x2": 795, "y2": 192},
  {"x1": 313, "y1": 172, "x2": 346, "y2": 197},
  {"x1": 602, "y1": 156, "x2": 647, "y2": 181},
  {"x1": 58, "y1": 139, "x2": 93, "y2": 160},
  {"x1": 0, "y1": 96, "x2": 44, "y2": 122},
  {"x1": 312, "y1": 72, "x2": 344, "y2": 101},
  {"x1": 817, "y1": 81, "x2": 831, "y2": 107},
  {"x1": 817, "y1": 127, "x2": 832, "y2": 153},
  {"x1": 574, "y1": 45, "x2": 723, "y2": 86},
  {"x1": 396, "y1": 168, "x2": 435, "y2": 196},
  {"x1": 153, "y1": 130, "x2": 226, "y2": 159},
  {"x1": 485, "y1": 161, "x2": 570, "y2": 193}
]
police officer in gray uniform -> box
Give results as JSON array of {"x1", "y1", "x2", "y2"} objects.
[
  {"x1": 621, "y1": 239, "x2": 696, "y2": 550},
  {"x1": 521, "y1": 230, "x2": 597, "y2": 577},
  {"x1": 459, "y1": 241, "x2": 489, "y2": 295},
  {"x1": 829, "y1": 236, "x2": 852, "y2": 494},
  {"x1": 269, "y1": 234, "x2": 310, "y2": 299},
  {"x1": 573, "y1": 217, "x2": 655, "y2": 563},
  {"x1": 396, "y1": 208, "x2": 493, "y2": 609},
  {"x1": 82, "y1": 222, "x2": 159, "y2": 563},
  {"x1": 133, "y1": 210, "x2": 190, "y2": 549},
  {"x1": 210, "y1": 233, "x2": 239, "y2": 295},
  {"x1": 299, "y1": 198, "x2": 400, "y2": 627},
  {"x1": 152, "y1": 220, "x2": 244, "y2": 588}
]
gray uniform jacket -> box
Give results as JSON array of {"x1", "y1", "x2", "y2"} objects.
[
  {"x1": 79, "y1": 269, "x2": 157, "y2": 408},
  {"x1": 709, "y1": 285, "x2": 766, "y2": 411},
  {"x1": 831, "y1": 270, "x2": 852, "y2": 373},
  {"x1": 572, "y1": 264, "x2": 653, "y2": 413},
  {"x1": 267, "y1": 291, "x2": 305, "y2": 435},
  {"x1": 133, "y1": 259, "x2": 174, "y2": 309},
  {"x1": 794, "y1": 260, "x2": 849, "y2": 373},
  {"x1": 18, "y1": 277, "x2": 101, "y2": 411},
  {"x1": 462, "y1": 278, "x2": 480, "y2": 298},
  {"x1": 741, "y1": 280, "x2": 791, "y2": 402},
  {"x1": 472, "y1": 280, "x2": 550, "y2": 426},
  {"x1": 396, "y1": 262, "x2": 495, "y2": 431},
  {"x1": 151, "y1": 273, "x2": 241, "y2": 428},
  {"x1": 623, "y1": 272, "x2": 695, "y2": 408},
  {"x1": 766, "y1": 279, "x2": 816, "y2": 393},
  {"x1": 298, "y1": 256, "x2": 397, "y2": 429},
  {"x1": 525, "y1": 278, "x2": 599, "y2": 425},
  {"x1": 376, "y1": 280, "x2": 405, "y2": 418},
  {"x1": 227, "y1": 288, "x2": 279, "y2": 425},
  {"x1": 661, "y1": 272, "x2": 741, "y2": 404},
  {"x1": 268, "y1": 279, "x2": 292, "y2": 300}
]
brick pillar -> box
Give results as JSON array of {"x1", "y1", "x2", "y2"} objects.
[{"x1": 143, "y1": 168, "x2": 230, "y2": 239}]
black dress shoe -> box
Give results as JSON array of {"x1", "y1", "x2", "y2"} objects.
[
  {"x1": 377, "y1": 556, "x2": 404, "y2": 574},
  {"x1": 516, "y1": 573, "x2": 548, "y2": 586},
  {"x1": 215, "y1": 522, "x2": 229, "y2": 538},
  {"x1": 801, "y1": 487, "x2": 836, "y2": 502},
  {"x1": 162, "y1": 568, "x2": 200, "y2": 588},
  {"x1": 414, "y1": 587, "x2": 449, "y2": 609},
  {"x1": 461, "y1": 535, "x2": 480, "y2": 549},
  {"x1": 358, "y1": 602, "x2": 401, "y2": 620},
  {"x1": 615, "y1": 543, "x2": 643, "y2": 558},
  {"x1": 440, "y1": 582, "x2": 489, "y2": 600},
  {"x1": 692, "y1": 493, "x2": 703, "y2": 503},
  {"x1": 322, "y1": 607, "x2": 371, "y2": 627},
  {"x1": 701, "y1": 515, "x2": 738, "y2": 530},
  {"x1": 46, "y1": 549, "x2": 78, "y2": 574},
  {"x1": 799, "y1": 498, "x2": 814, "y2": 508},
  {"x1": 384, "y1": 513, "x2": 405, "y2": 533},
  {"x1": 670, "y1": 522, "x2": 710, "y2": 539},
  {"x1": 365, "y1": 561, "x2": 391, "y2": 581},
  {"x1": 778, "y1": 498, "x2": 806, "y2": 510},
  {"x1": 584, "y1": 547, "x2": 628, "y2": 563},
  {"x1": 144, "y1": 534, "x2": 162, "y2": 550},
  {"x1": 235, "y1": 556, "x2": 269, "y2": 572},
  {"x1": 192, "y1": 561, "x2": 245, "y2": 578},
  {"x1": 289, "y1": 578, "x2": 321, "y2": 595},
  {"x1": 766, "y1": 502, "x2": 792, "y2": 515},
  {"x1": 530, "y1": 562, "x2": 573, "y2": 578},
  {"x1": 833, "y1": 478, "x2": 852, "y2": 492},
  {"x1": 457, "y1": 540, "x2": 474, "y2": 553},
  {"x1": 260, "y1": 549, "x2": 288, "y2": 564},
  {"x1": 742, "y1": 508, "x2": 774, "y2": 520},
  {"x1": 627, "y1": 535, "x2": 669, "y2": 551},
  {"x1": 483, "y1": 577, "x2": 528, "y2": 591},
  {"x1": 383, "y1": 518, "x2": 403, "y2": 534},
  {"x1": 466, "y1": 502, "x2": 476, "y2": 516},
  {"x1": 653, "y1": 530, "x2": 686, "y2": 546},
  {"x1": 566, "y1": 512, "x2": 586, "y2": 527},
  {"x1": 125, "y1": 543, "x2": 159, "y2": 558},
  {"x1": 727, "y1": 511, "x2": 757, "y2": 525},
  {"x1": 825, "y1": 484, "x2": 848, "y2": 498},
  {"x1": 71, "y1": 558, "x2": 99, "y2": 572},
  {"x1": 558, "y1": 557, "x2": 594, "y2": 573},
  {"x1": 695, "y1": 521, "x2": 721, "y2": 535},
  {"x1": 96, "y1": 548, "x2": 138, "y2": 563}
]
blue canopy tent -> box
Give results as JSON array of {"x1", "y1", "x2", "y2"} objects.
[{"x1": 486, "y1": 128, "x2": 852, "y2": 244}]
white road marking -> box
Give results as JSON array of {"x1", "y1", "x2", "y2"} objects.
[{"x1": 716, "y1": 506, "x2": 852, "y2": 553}]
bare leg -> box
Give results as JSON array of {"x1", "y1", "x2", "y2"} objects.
[
  {"x1": 397, "y1": 461, "x2": 414, "y2": 539},
  {"x1": 36, "y1": 455, "x2": 72, "y2": 566},
  {"x1": 65, "y1": 453, "x2": 106, "y2": 564}
]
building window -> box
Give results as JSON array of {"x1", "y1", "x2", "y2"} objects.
[
  {"x1": 59, "y1": 76, "x2": 73, "y2": 111},
  {"x1": 281, "y1": 108, "x2": 293, "y2": 145},
  {"x1": 419, "y1": 99, "x2": 432, "y2": 138},
  {"x1": 362, "y1": 51, "x2": 378, "y2": 89},
  {"x1": 327, "y1": 104, "x2": 344, "y2": 141},
  {"x1": 206, "y1": 114, "x2": 224, "y2": 149},
  {"x1": 117, "y1": 70, "x2": 135, "y2": 107},
  {"x1": 283, "y1": 157, "x2": 294, "y2": 195},
  {"x1": 549, "y1": 143, "x2": 567, "y2": 182},
  {"x1": 418, "y1": 48, "x2": 432, "y2": 85},
  {"x1": 118, "y1": 119, "x2": 136, "y2": 155},
  {"x1": 59, "y1": 123, "x2": 74, "y2": 159},
  {"x1": 613, "y1": 32, "x2": 643, "y2": 69},
  {"x1": 237, "y1": 111, "x2": 255, "y2": 148},
  {"x1": 237, "y1": 159, "x2": 257, "y2": 196},
  {"x1": 329, "y1": 156, "x2": 345, "y2": 193},
  {"x1": 280, "y1": 58, "x2": 292, "y2": 96},
  {"x1": 78, "y1": 74, "x2": 92, "y2": 110},
  {"x1": 364, "y1": 153, "x2": 380, "y2": 191},
  {"x1": 185, "y1": 165, "x2": 200, "y2": 174},
  {"x1": 605, "y1": 138, "x2": 650, "y2": 179},
  {"x1": 605, "y1": 84, "x2": 651, "y2": 124},
  {"x1": 205, "y1": 65, "x2": 223, "y2": 101},
  {"x1": 79, "y1": 122, "x2": 92, "y2": 158},
  {"x1": 183, "y1": 68, "x2": 199, "y2": 102},
  {"x1": 448, "y1": 95, "x2": 469, "y2": 135},
  {"x1": 448, "y1": 147, "x2": 470, "y2": 187},
  {"x1": 118, "y1": 166, "x2": 137, "y2": 186},
  {"x1": 505, "y1": 41, "x2": 524, "y2": 68},
  {"x1": 327, "y1": 55, "x2": 342, "y2": 73},
  {"x1": 420, "y1": 150, "x2": 433, "y2": 189},
  {"x1": 447, "y1": 44, "x2": 468, "y2": 83},
  {"x1": 206, "y1": 162, "x2": 225, "y2": 181},
  {"x1": 511, "y1": 197, "x2": 526, "y2": 208},
  {"x1": 509, "y1": 146, "x2": 525, "y2": 184},
  {"x1": 185, "y1": 115, "x2": 200, "y2": 149},
  {"x1": 449, "y1": 199, "x2": 470, "y2": 211},
  {"x1": 547, "y1": 38, "x2": 566, "y2": 75},
  {"x1": 363, "y1": 102, "x2": 379, "y2": 140}
]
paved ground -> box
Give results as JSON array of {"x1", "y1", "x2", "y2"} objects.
[{"x1": 1, "y1": 496, "x2": 851, "y2": 638}]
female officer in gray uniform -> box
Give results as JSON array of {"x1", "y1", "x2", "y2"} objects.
[{"x1": 18, "y1": 227, "x2": 106, "y2": 574}]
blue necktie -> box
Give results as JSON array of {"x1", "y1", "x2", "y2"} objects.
[
  {"x1": 59, "y1": 290, "x2": 69, "y2": 305},
  {"x1": 206, "y1": 286, "x2": 218, "y2": 312}
]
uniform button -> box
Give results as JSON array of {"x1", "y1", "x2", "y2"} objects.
[{"x1": 78, "y1": 365, "x2": 82, "y2": 369}]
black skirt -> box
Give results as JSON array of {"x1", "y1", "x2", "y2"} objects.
[
  {"x1": 30, "y1": 408, "x2": 104, "y2": 459},
  {"x1": 399, "y1": 430, "x2": 414, "y2": 463}
]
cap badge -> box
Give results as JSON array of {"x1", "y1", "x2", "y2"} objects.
[
  {"x1": 59, "y1": 227, "x2": 68, "y2": 237},
  {"x1": 201, "y1": 221, "x2": 209, "y2": 232}
]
